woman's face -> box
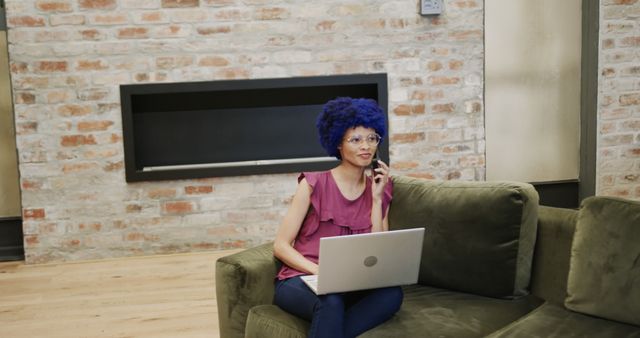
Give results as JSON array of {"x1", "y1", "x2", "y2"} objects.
[{"x1": 338, "y1": 126, "x2": 379, "y2": 168}]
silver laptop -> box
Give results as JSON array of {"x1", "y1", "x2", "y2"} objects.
[{"x1": 300, "y1": 228, "x2": 425, "y2": 295}]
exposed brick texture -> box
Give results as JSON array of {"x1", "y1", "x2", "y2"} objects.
[
  {"x1": 15, "y1": 0, "x2": 622, "y2": 264},
  {"x1": 12, "y1": 0, "x2": 632, "y2": 261},
  {"x1": 78, "y1": 0, "x2": 116, "y2": 10},
  {"x1": 598, "y1": 0, "x2": 640, "y2": 199},
  {"x1": 35, "y1": 1, "x2": 73, "y2": 13},
  {"x1": 162, "y1": 0, "x2": 199, "y2": 8}
]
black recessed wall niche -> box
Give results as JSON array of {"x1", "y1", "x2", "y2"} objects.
[{"x1": 120, "y1": 73, "x2": 389, "y2": 182}]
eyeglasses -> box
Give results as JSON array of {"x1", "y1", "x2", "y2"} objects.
[{"x1": 344, "y1": 133, "x2": 382, "y2": 147}]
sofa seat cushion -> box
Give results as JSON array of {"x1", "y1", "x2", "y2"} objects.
[
  {"x1": 389, "y1": 177, "x2": 539, "y2": 299},
  {"x1": 360, "y1": 285, "x2": 542, "y2": 338},
  {"x1": 565, "y1": 196, "x2": 640, "y2": 326},
  {"x1": 487, "y1": 303, "x2": 640, "y2": 337},
  {"x1": 245, "y1": 285, "x2": 543, "y2": 338}
]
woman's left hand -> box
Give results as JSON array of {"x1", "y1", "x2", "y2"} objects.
[{"x1": 371, "y1": 159, "x2": 390, "y2": 200}]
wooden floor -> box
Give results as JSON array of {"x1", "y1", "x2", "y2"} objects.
[{"x1": 0, "y1": 249, "x2": 241, "y2": 338}]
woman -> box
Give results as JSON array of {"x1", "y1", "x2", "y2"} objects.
[{"x1": 273, "y1": 97, "x2": 402, "y2": 338}]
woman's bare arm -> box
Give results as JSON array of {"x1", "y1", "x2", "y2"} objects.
[{"x1": 273, "y1": 178, "x2": 319, "y2": 275}]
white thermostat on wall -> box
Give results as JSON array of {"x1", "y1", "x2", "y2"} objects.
[{"x1": 421, "y1": 0, "x2": 443, "y2": 15}]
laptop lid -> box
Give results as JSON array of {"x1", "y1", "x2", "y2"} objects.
[{"x1": 315, "y1": 228, "x2": 425, "y2": 295}]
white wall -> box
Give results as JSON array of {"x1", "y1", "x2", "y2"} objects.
[{"x1": 485, "y1": 0, "x2": 582, "y2": 182}]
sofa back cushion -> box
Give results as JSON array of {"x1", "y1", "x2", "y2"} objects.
[
  {"x1": 565, "y1": 196, "x2": 640, "y2": 326},
  {"x1": 389, "y1": 176, "x2": 539, "y2": 299},
  {"x1": 529, "y1": 206, "x2": 578, "y2": 305}
]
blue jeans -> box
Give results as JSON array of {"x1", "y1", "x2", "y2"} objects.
[{"x1": 274, "y1": 277, "x2": 403, "y2": 338}]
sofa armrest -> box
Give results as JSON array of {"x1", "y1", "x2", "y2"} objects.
[{"x1": 216, "y1": 242, "x2": 280, "y2": 338}]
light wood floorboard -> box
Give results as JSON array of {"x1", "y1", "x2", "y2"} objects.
[{"x1": 0, "y1": 249, "x2": 241, "y2": 338}]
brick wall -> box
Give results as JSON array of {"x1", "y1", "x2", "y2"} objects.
[
  {"x1": 598, "y1": 0, "x2": 640, "y2": 199},
  {"x1": 5, "y1": 0, "x2": 484, "y2": 263}
]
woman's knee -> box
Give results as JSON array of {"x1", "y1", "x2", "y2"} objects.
[
  {"x1": 380, "y1": 286, "x2": 403, "y2": 313},
  {"x1": 316, "y1": 294, "x2": 345, "y2": 312}
]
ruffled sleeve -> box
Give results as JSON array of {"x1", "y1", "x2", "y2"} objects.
[
  {"x1": 297, "y1": 172, "x2": 322, "y2": 236},
  {"x1": 298, "y1": 172, "x2": 320, "y2": 206},
  {"x1": 298, "y1": 172, "x2": 318, "y2": 186}
]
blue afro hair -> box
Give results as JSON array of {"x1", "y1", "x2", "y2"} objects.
[{"x1": 316, "y1": 97, "x2": 387, "y2": 159}]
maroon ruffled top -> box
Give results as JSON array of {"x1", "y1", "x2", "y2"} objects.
[{"x1": 276, "y1": 171, "x2": 393, "y2": 280}]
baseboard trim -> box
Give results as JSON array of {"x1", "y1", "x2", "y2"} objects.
[
  {"x1": 0, "y1": 246, "x2": 24, "y2": 261},
  {"x1": 0, "y1": 217, "x2": 24, "y2": 261}
]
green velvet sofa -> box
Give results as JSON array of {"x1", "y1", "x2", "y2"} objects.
[{"x1": 216, "y1": 176, "x2": 640, "y2": 337}]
